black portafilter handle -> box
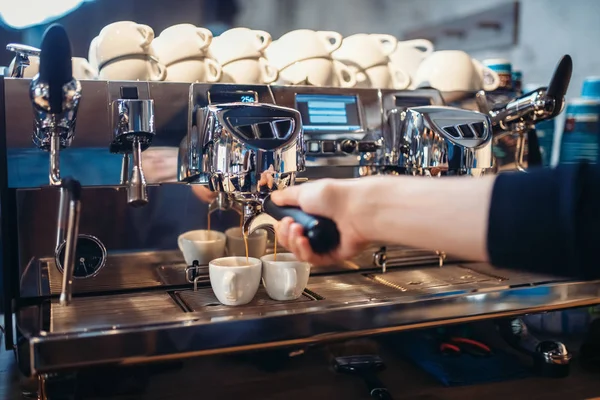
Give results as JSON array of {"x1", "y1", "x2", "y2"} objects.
[
  {"x1": 262, "y1": 196, "x2": 340, "y2": 254},
  {"x1": 38, "y1": 24, "x2": 73, "y2": 114},
  {"x1": 545, "y1": 55, "x2": 573, "y2": 118}
]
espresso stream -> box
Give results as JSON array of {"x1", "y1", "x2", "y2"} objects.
[{"x1": 207, "y1": 210, "x2": 273, "y2": 263}]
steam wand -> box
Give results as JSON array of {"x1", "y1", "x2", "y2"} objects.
[{"x1": 30, "y1": 24, "x2": 82, "y2": 306}]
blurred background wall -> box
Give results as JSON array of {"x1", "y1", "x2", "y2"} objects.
[{"x1": 0, "y1": 0, "x2": 598, "y2": 97}]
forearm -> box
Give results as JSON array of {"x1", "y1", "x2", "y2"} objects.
[{"x1": 354, "y1": 175, "x2": 496, "y2": 262}]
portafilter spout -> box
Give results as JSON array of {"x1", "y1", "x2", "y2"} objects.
[
  {"x1": 29, "y1": 24, "x2": 81, "y2": 186},
  {"x1": 178, "y1": 102, "x2": 341, "y2": 255}
]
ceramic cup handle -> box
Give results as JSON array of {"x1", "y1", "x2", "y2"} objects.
[
  {"x1": 254, "y1": 30, "x2": 272, "y2": 52},
  {"x1": 223, "y1": 270, "x2": 237, "y2": 302},
  {"x1": 399, "y1": 39, "x2": 434, "y2": 54},
  {"x1": 389, "y1": 64, "x2": 411, "y2": 90},
  {"x1": 284, "y1": 268, "x2": 297, "y2": 298},
  {"x1": 317, "y1": 31, "x2": 343, "y2": 53},
  {"x1": 205, "y1": 58, "x2": 222, "y2": 82},
  {"x1": 150, "y1": 61, "x2": 167, "y2": 81},
  {"x1": 333, "y1": 60, "x2": 357, "y2": 88},
  {"x1": 196, "y1": 27, "x2": 213, "y2": 51},
  {"x1": 259, "y1": 57, "x2": 278, "y2": 83},
  {"x1": 371, "y1": 34, "x2": 398, "y2": 56},
  {"x1": 136, "y1": 24, "x2": 154, "y2": 47},
  {"x1": 473, "y1": 59, "x2": 500, "y2": 91}
]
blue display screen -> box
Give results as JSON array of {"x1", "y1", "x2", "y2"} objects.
[
  {"x1": 295, "y1": 94, "x2": 361, "y2": 132},
  {"x1": 209, "y1": 91, "x2": 257, "y2": 104}
]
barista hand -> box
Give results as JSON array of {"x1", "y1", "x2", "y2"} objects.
[{"x1": 271, "y1": 179, "x2": 369, "y2": 265}]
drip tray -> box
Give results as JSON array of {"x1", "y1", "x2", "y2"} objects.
[
  {"x1": 367, "y1": 265, "x2": 504, "y2": 293},
  {"x1": 174, "y1": 286, "x2": 320, "y2": 313}
]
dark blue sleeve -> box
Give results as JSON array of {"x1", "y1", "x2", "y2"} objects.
[{"x1": 487, "y1": 163, "x2": 600, "y2": 279}]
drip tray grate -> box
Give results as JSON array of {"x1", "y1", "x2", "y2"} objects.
[
  {"x1": 175, "y1": 286, "x2": 319, "y2": 313},
  {"x1": 367, "y1": 265, "x2": 504, "y2": 292}
]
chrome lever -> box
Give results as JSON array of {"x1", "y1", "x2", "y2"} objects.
[{"x1": 6, "y1": 43, "x2": 40, "y2": 78}]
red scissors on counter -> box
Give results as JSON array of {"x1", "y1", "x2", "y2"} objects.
[{"x1": 440, "y1": 337, "x2": 492, "y2": 357}]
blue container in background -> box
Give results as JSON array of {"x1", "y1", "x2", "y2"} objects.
[
  {"x1": 581, "y1": 76, "x2": 600, "y2": 99},
  {"x1": 559, "y1": 98, "x2": 600, "y2": 165}
]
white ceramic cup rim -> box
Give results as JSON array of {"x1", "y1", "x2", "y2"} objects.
[
  {"x1": 261, "y1": 253, "x2": 302, "y2": 264},
  {"x1": 179, "y1": 229, "x2": 226, "y2": 243},
  {"x1": 209, "y1": 256, "x2": 261, "y2": 268}
]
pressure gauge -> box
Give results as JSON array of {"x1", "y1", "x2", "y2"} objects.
[{"x1": 55, "y1": 234, "x2": 107, "y2": 279}]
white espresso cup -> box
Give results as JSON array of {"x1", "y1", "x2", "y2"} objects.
[
  {"x1": 225, "y1": 227, "x2": 268, "y2": 258},
  {"x1": 209, "y1": 256, "x2": 262, "y2": 306},
  {"x1": 209, "y1": 27, "x2": 272, "y2": 66},
  {"x1": 152, "y1": 23, "x2": 213, "y2": 67},
  {"x1": 94, "y1": 21, "x2": 155, "y2": 68},
  {"x1": 219, "y1": 57, "x2": 278, "y2": 84},
  {"x1": 177, "y1": 229, "x2": 226, "y2": 265},
  {"x1": 164, "y1": 58, "x2": 222, "y2": 83},
  {"x1": 261, "y1": 253, "x2": 310, "y2": 301},
  {"x1": 414, "y1": 50, "x2": 500, "y2": 92},
  {"x1": 265, "y1": 29, "x2": 343, "y2": 72},
  {"x1": 353, "y1": 63, "x2": 410, "y2": 89},
  {"x1": 388, "y1": 39, "x2": 435, "y2": 89},
  {"x1": 277, "y1": 58, "x2": 356, "y2": 87}
]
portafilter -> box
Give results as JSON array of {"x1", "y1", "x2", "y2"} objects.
[{"x1": 178, "y1": 102, "x2": 340, "y2": 255}]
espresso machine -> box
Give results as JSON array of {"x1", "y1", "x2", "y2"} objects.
[{"x1": 2, "y1": 27, "x2": 599, "y2": 398}]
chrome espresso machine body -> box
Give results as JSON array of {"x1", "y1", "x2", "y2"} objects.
[{"x1": 1, "y1": 30, "x2": 599, "y2": 387}]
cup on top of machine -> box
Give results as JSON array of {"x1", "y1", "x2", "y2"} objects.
[
  {"x1": 209, "y1": 256, "x2": 262, "y2": 306},
  {"x1": 225, "y1": 227, "x2": 268, "y2": 258},
  {"x1": 91, "y1": 21, "x2": 166, "y2": 81},
  {"x1": 177, "y1": 229, "x2": 226, "y2": 266},
  {"x1": 261, "y1": 253, "x2": 310, "y2": 301},
  {"x1": 152, "y1": 23, "x2": 222, "y2": 83},
  {"x1": 332, "y1": 33, "x2": 410, "y2": 89},
  {"x1": 483, "y1": 58, "x2": 513, "y2": 90},
  {"x1": 8, "y1": 55, "x2": 98, "y2": 80},
  {"x1": 265, "y1": 29, "x2": 357, "y2": 87},
  {"x1": 413, "y1": 50, "x2": 500, "y2": 92},
  {"x1": 207, "y1": 27, "x2": 278, "y2": 84},
  {"x1": 388, "y1": 39, "x2": 434, "y2": 89}
]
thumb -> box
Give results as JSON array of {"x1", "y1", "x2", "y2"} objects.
[{"x1": 270, "y1": 186, "x2": 302, "y2": 207}]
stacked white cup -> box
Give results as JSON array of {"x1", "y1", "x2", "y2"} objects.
[
  {"x1": 208, "y1": 27, "x2": 278, "y2": 84},
  {"x1": 265, "y1": 29, "x2": 357, "y2": 88},
  {"x1": 153, "y1": 23, "x2": 221, "y2": 83},
  {"x1": 388, "y1": 39, "x2": 435, "y2": 89},
  {"x1": 90, "y1": 21, "x2": 166, "y2": 81},
  {"x1": 332, "y1": 33, "x2": 410, "y2": 89}
]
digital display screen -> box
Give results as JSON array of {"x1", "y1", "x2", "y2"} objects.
[
  {"x1": 209, "y1": 91, "x2": 257, "y2": 104},
  {"x1": 394, "y1": 96, "x2": 433, "y2": 108},
  {"x1": 295, "y1": 94, "x2": 361, "y2": 132}
]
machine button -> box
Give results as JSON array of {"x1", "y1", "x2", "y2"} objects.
[
  {"x1": 120, "y1": 86, "x2": 139, "y2": 99},
  {"x1": 307, "y1": 141, "x2": 321, "y2": 153},
  {"x1": 340, "y1": 139, "x2": 357, "y2": 153},
  {"x1": 321, "y1": 140, "x2": 337, "y2": 153}
]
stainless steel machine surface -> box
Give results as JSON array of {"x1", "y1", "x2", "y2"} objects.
[{"x1": 0, "y1": 38, "x2": 594, "y2": 395}]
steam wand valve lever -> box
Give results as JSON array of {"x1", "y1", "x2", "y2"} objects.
[{"x1": 29, "y1": 24, "x2": 81, "y2": 186}]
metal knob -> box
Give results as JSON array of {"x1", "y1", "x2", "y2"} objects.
[{"x1": 6, "y1": 43, "x2": 40, "y2": 78}]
